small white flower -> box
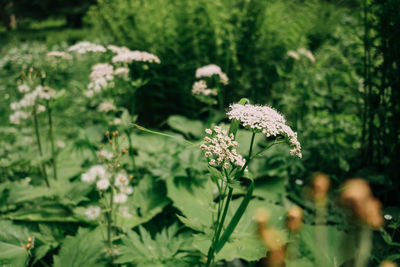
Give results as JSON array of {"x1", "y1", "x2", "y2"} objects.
[
  {"x1": 10, "y1": 102, "x2": 20, "y2": 110},
  {"x1": 85, "y1": 206, "x2": 101, "y2": 220},
  {"x1": 57, "y1": 141, "x2": 66, "y2": 148},
  {"x1": 18, "y1": 84, "x2": 30, "y2": 93},
  {"x1": 287, "y1": 50, "x2": 299, "y2": 60},
  {"x1": 113, "y1": 118, "x2": 122, "y2": 125},
  {"x1": 120, "y1": 186, "x2": 134, "y2": 195},
  {"x1": 205, "y1": 129, "x2": 212, "y2": 135},
  {"x1": 384, "y1": 214, "x2": 393, "y2": 220},
  {"x1": 81, "y1": 172, "x2": 95, "y2": 183},
  {"x1": 295, "y1": 179, "x2": 303, "y2": 185},
  {"x1": 89, "y1": 165, "x2": 108, "y2": 180},
  {"x1": 115, "y1": 173, "x2": 129, "y2": 187},
  {"x1": 113, "y1": 193, "x2": 128, "y2": 204},
  {"x1": 114, "y1": 67, "x2": 130, "y2": 77},
  {"x1": 119, "y1": 206, "x2": 132, "y2": 218},
  {"x1": 9, "y1": 111, "x2": 29, "y2": 124},
  {"x1": 96, "y1": 179, "x2": 110, "y2": 190},
  {"x1": 24, "y1": 177, "x2": 31, "y2": 183},
  {"x1": 37, "y1": 105, "x2": 46, "y2": 113},
  {"x1": 97, "y1": 150, "x2": 113, "y2": 160},
  {"x1": 97, "y1": 102, "x2": 116, "y2": 112}
]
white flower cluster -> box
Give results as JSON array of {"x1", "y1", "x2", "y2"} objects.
[
  {"x1": 114, "y1": 67, "x2": 130, "y2": 78},
  {"x1": 287, "y1": 48, "x2": 315, "y2": 63},
  {"x1": 97, "y1": 101, "x2": 116, "y2": 113},
  {"x1": 107, "y1": 45, "x2": 130, "y2": 54},
  {"x1": 112, "y1": 50, "x2": 161, "y2": 64},
  {"x1": 81, "y1": 165, "x2": 109, "y2": 183},
  {"x1": 227, "y1": 104, "x2": 302, "y2": 158},
  {"x1": 200, "y1": 126, "x2": 246, "y2": 169},
  {"x1": 9, "y1": 85, "x2": 55, "y2": 124},
  {"x1": 87, "y1": 63, "x2": 114, "y2": 97},
  {"x1": 46, "y1": 51, "x2": 72, "y2": 60},
  {"x1": 81, "y1": 165, "x2": 133, "y2": 203},
  {"x1": 192, "y1": 80, "x2": 217, "y2": 96},
  {"x1": 68, "y1": 41, "x2": 106, "y2": 54},
  {"x1": 195, "y1": 64, "x2": 229, "y2": 85},
  {"x1": 85, "y1": 206, "x2": 101, "y2": 220},
  {"x1": 9, "y1": 110, "x2": 30, "y2": 124}
]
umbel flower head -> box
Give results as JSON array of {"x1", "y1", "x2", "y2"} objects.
[
  {"x1": 227, "y1": 103, "x2": 302, "y2": 158},
  {"x1": 195, "y1": 64, "x2": 229, "y2": 85},
  {"x1": 200, "y1": 126, "x2": 246, "y2": 169}
]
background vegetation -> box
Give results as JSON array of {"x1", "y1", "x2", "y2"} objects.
[{"x1": 0, "y1": 0, "x2": 399, "y2": 266}]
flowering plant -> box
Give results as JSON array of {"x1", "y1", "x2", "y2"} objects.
[{"x1": 202, "y1": 98, "x2": 301, "y2": 266}]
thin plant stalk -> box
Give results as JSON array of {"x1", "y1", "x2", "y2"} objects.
[
  {"x1": 354, "y1": 226, "x2": 372, "y2": 267},
  {"x1": 205, "y1": 132, "x2": 256, "y2": 266},
  {"x1": 33, "y1": 107, "x2": 50, "y2": 187},
  {"x1": 46, "y1": 101, "x2": 57, "y2": 180},
  {"x1": 315, "y1": 203, "x2": 327, "y2": 267},
  {"x1": 107, "y1": 187, "x2": 114, "y2": 251},
  {"x1": 125, "y1": 129, "x2": 138, "y2": 176}
]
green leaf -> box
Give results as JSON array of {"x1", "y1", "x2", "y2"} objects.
[
  {"x1": 299, "y1": 224, "x2": 356, "y2": 266},
  {"x1": 193, "y1": 198, "x2": 286, "y2": 262},
  {"x1": 165, "y1": 176, "x2": 215, "y2": 232},
  {"x1": 117, "y1": 175, "x2": 170, "y2": 230},
  {"x1": 167, "y1": 115, "x2": 205, "y2": 138},
  {"x1": 115, "y1": 224, "x2": 195, "y2": 266},
  {"x1": 214, "y1": 178, "x2": 254, "y2": 253},
  {"x1": 6, "y1": 181, "x2": 52, "y2": 204},
  {"x1": 0, "y1": 221, "x2": 31, "y2": 267},
  {"x1": 53, "y1": 227, "x2": 107, "y2": 267}
]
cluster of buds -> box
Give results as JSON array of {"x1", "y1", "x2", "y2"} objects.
[
  {"x1": 25, "y1": 236, "x2": 33, "y2": 250},
  {"x1": 9, "y1": 70, "x2": 55, "y2": 125},
  {"x1": 286, "y1": 206, "x2": 303, "y2": 233},
  {"x1": 254, "y1": 208, "x2": 286, "y2": 267},
  {"x1": 200, "y1": 126, "x2": 246, "y2": 169},
  {"x1": 82, "y1": 130, "x2": 134, "y2": 220},
  {"x1": 380, "y1": 261, "x2": 398, "y2": 267},
  {"x1": 340, "y1": 178, "x2": 384, "y2": 228},
  {"x1": 309, "y1": 173, "x2": 331, "y2": 204}
]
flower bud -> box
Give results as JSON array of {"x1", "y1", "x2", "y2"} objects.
[
  {"x1": 286, "y1": 206, "x2": 303, "y2": 232},
  {"x1": 361, "y1": 197, "x2": 384, "y2": 228},
  {"x1": 380, "y1": 261, "x2": 397, "y2": 267},
  {"x1": 340, "y1": 178, "x2": 372, "y2": 216},
  {"x1": 310, "y1": 173, "x2": 330, "y2": 203}
]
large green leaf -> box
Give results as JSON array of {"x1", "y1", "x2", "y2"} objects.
[
  {"x1": 165, "y1": 176, "x2": 215, "y2": 232},
  {"x1": 53, "y1": 227, "x2": 107, "y2": 267},
  {"x1": 117, "y1": 175, "x2": 170, "y2": 230},
  {"x1": 167, "y1": 115, "x2": 205, "y2": 138},
  {"x1": 115, "y1": 224, "x2": 195, "y2": 266},
  {"x1": 299, "y1": 224, "x2": 356, "y2": 266},
  {"x1": 0, "y1": 221, "x2": 31, "y2": 267},
  {"x1": 193, "y1": 198, "x2": 286, "y2": 262}
]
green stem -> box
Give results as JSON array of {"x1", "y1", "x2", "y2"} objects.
[
  {"x1": 354, "y1": 226, "x2": 372, "y2": 267},
  {"x1": 33, "y1": 107, "x2": 49, "y2": 187},
  {"x1": 125, "y1": 129, "x2": 138, "y2": 176},
  {"x1": 47, "y1": 101, "x2": 57, "y2": 180},
  {"x1": 206, "y1": 187, "x2": 233, "y2": 267},
  {"x1": 315, "y1": 203, "x2": 327, "y2": 267},
  {"x1": 107, "y1": 189, "x2": 114, "y2": 251}
]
